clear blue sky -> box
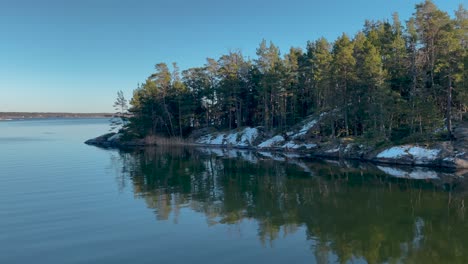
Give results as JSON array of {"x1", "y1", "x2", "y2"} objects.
[{"x1": 0, "y1": 0, "x2": 462, "y2": 113}]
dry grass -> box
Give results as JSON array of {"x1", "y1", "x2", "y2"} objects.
[{"x1": 143, "y1": 135, "x2": 193, "y2": 146}]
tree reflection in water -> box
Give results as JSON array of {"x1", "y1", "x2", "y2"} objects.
[{"x1": 110, "y1": 147, "x2": 467, "y2": 264}]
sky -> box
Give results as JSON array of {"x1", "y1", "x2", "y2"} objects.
[{"x1": 0, "y1": 0, "x2": 463, "y2": 113}]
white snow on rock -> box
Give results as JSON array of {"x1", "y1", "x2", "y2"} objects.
[
  {"x1": 325, "y1": 147, "x2": 340, "y2": 153},
  {"x1": 376, "y1": 145, "x2": 440, "y2": 164},
  {"x1": 292, "y1": 119, "x2": 318, "y2": 138},
  {"x1": 377, "y1": 166, "x2": 439, "y2": 179},
  {"x1": 211, "y1": 134, "x2": 225, "y2": 145},
  {"x1": 283, "y1": 141, "x2": 299, "y2": 149},
  {"x1": 196, "y1": 127, "x2": 259, "y2": 147},
  {"x1": 282, "y1": 141, "x2": 317, "y2": 150},
  {"x1": 238, "y1": 127, "x2": 258, "y2": 147},
  {"x1": 258, "y1": 135, "x2": 285, "y2": 148},
  {"x1": 284, "y1": 118, "x2": 319, "y2": 140},
  {"x1": 443, "y1": 157, "x2": 455, "y2": 162},
  {"x1": 304, "y1": 144, "x2": 317, "y2": 149},
  {"x1": 225, "y1": 133, "x2": 238, "y2": 145}
]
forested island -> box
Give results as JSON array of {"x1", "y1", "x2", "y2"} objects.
[{"x1": 87, "y1": 1, "x2": 468, "y2": 169}]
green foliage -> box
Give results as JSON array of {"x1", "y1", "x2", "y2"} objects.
[
  {"x1": 110, "y1": 90, "x2": 128, "y2": 132},
  {"x1": 124, "y1": 1, "x2": 467, "y2": 143}
]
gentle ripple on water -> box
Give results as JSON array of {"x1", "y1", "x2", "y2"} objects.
[{"x1": 0, "y1": 118, "x2": 467, "y2": 264}]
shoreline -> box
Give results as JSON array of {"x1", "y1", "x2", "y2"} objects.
[
  {"x1": 85, "y1": 132, "x2": 468, "y2": 171},
  {"x1": 0, "y1": 112, "x2": 112, "y2": 120}
]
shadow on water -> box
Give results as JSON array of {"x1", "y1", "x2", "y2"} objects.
[{"x1": 109, "y1": 146, "x2": 468, "y2": 264}]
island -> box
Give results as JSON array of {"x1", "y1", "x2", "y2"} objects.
[{"x1": 86, "y1": 0, "x2": 467, "y2": 170}]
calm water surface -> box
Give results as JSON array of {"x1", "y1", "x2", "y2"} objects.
[{"x1": 0, "y1": 119, "x2": 467, "y2": 264}]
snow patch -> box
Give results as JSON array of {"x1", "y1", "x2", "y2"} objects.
[
  {"x1": 282, "y1": 142, "x2": 300, "y2": 149},
  {"x1": 291, "y1": 119, "x2": 317, "y2": 139},
  {"x1": 238, "y1": 127, "x2": 258, "y2": 147},
  {"x1": 282, "y1": 141, "x2": 317, "y2": 149},
  {"x1": 443, "y1": 157, "x2": 455, "y2": 162},
  {"x1": 258, "y1": 135, "x2": 285, "y2": 148},
  {"x1": 225, "y1": 132, "x2": 238, "y2": 145},
  {"x1": 325, "y1": 147, "x2": 340, "y2": 153},
  {"x1": 377, "y1": 145, "x2": 440, "y2": 163},
  {"x1": 211, "y1": 134, "x2": 225, "y2": 145},
  {"x1": 196, "y1": 127, "x2": 259, "y2": 147}
]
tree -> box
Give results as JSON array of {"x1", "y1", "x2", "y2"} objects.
[
  {"x1": 332, "y1": 33, "x2": 356, "y2": 136},
  {"x1": 120, "y1": 1, "x2": 466, "y2": 144},
  {"x1": 110, "y1": 90, "x2": 128, "y2": 132}
]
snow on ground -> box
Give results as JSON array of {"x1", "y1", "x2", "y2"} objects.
[
  {"x1": 325, "y1": 147, "x2": 340, "y2": 153},
  {"x1": 282, "y1": 141, "x2": 299, "y2": 149},
  {"x1": 225, "y1": 132, "x2": 238, "y2": 145},
  {"x1": 211, "y1": 134, "x2": 224, "y2": 144},
  {"x1": 303, "y1": 144, "x2": 317, "y2": 149},
  {"x1": 197, "y1": 114, "x2": 322, "y2": 149},
  {"x1": 282, "y1": 141, "x2": 317, "y2": 150},
  {"x1": 377, "y1": 166, "x2": 439, "y2": 179},
  {"x1": 197, "y1": 127, "x2": 259, "y2": 147},
  {"x1": 407, "y1": 146, "x2": 440, "y2": 161},
  {"x1": 238, "y1": 127, "x2": 258, "y2": 147},
  {"x1": 258, "y1": 135, "x2": 285, "y2": 148},
  {"x1": 376, "y1": 145, "x2": 440, "y2": 163},
  {"x1": 294, "y1": 119, "x2": 317, "y2": 138},
  {"x1": 443, "y1": 157, "x2": 455, "y2": 162}
]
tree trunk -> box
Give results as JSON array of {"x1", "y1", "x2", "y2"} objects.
[
  {"x1": 178, "y1": 96, "x2": 183, "y2": 137},
  {"x1": 446, "y1": 76, "x2": 453, "y2": 138}
]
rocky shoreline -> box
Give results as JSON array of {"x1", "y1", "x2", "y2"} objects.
[{"x1": 85, "y1": 115, "x2": 468, "y2": 170}]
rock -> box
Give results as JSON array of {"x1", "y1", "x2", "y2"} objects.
[
  {"x1": 374, "y1": 145, "x2": 441, "y2": 165},
  {"x1": 258, "y1": 135, "x2": 285, "y2": 148},
  {"x1": 373, "y1": 143, "x2": 468, "y2": 169},
  {"x1": 86, "y1": 114, "x2": 468, "y2": 170},
  {"x1": 85, "y1": 132, "x2": 129, "y2": 148},
  {"x1": 107, "y1": 133, "x2": 122, "y2": 142},
  {"x1": 196, "y1": 127, "x2": 263, "y2": 148},
  {"x1": 85, "y1": 133, "x2": 116, "y2": 147}
]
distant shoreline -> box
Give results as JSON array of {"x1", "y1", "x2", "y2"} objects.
[{"x1": 0, "y1": 112, "x2": 113, "y2": 120}]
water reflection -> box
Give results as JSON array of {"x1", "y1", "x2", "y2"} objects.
[{"x1": 111, "y1": 147, "x2": 468, "y2": 264}]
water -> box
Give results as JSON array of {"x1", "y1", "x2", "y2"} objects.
[{"x1": 0, "y1": 119, "x2": 467, "y2": 264}]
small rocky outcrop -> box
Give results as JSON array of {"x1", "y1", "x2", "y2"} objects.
[
  {"x1": 371, "y1": 142, "x2": 466, "y2": 168},
  {"x1": 85, "y1": 132, "x2": 145, "y2": 148},
  {"x1": 85, "y1": 132, "x2": 118, "y2": 148}
]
